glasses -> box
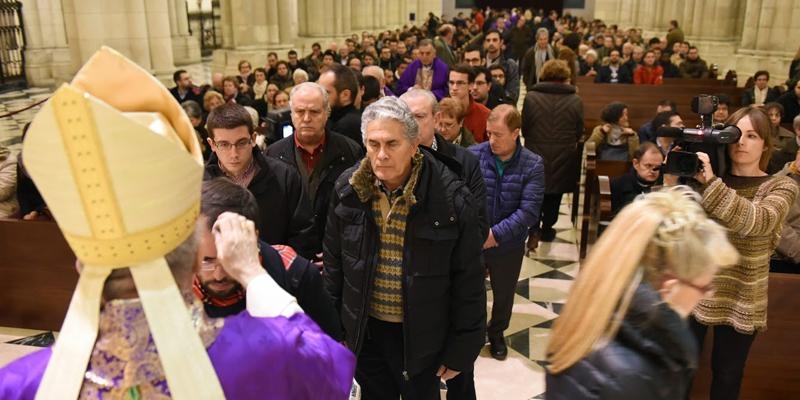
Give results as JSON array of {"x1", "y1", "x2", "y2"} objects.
[
  {"x1": 665, "y1": 272, "x2": 714, "y2": 296},
  {"x1": 214, "y1": 138, "x2": 252, "y2": 151},
  {"x1": 200, "y1": 259, "x2": 222, "y2": 271},
  {"x1": 448, "y1": 80, "x2": 468, "y2": 87}
]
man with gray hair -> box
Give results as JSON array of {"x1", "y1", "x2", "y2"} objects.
[
  {"x1": 521, "y1": 28, "x2": 555, "y2": 90},
  {"x1": 266, "y1": 82, "x2": 363, "y2": 254},
  {"x1": 324, "y1": 96, "x2": 486, "y2": 398}
]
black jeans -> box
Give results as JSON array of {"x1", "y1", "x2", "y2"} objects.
[
  {"x1": 356, "y1": 317, "x2": 440, "y2": 400},
  {"x1": 688, "y1": 317, "x2": 757, "y2": 400},
  {"x1": 445, "y1": 369, "x2": 477, "y2": 400},
  {"x1": 485, "y1": 244, "x2": 526, "y2": 337},
  {"x1": 531, "y1": 193, "x2": 563, "y2": 233}
]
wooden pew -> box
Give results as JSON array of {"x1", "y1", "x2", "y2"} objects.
[
  {"x1": 579, "y1": 143, "x2": 630, "y2": 260},
  {"x1": 690, "y1": 272, "x2": 800, "y2": 399},
  {"x1": 575, "y1": 79, "x2": 745, "y2": 139},
  {"x1": 0, "y1": 219, "x2": 77, "y2": 331}
]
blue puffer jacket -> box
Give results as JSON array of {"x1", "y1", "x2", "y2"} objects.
[{"x1": 469, "y1": 141, "x2": 545, "y2": 247}]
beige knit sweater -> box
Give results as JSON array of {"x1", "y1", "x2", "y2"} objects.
[{"x1": 695, "y1": 174, "x2": 798, "y2": 333}]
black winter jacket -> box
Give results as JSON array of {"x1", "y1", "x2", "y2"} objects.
[
  {"x1": 204, "y1": 149, "x2": 319, "y2": 258},
  {"x1": 546, "y1": 283, "x2": 698, "y2": 399},
  {"x1": 323, "y1": 150, "x2": 486, "y2": 376},
  {"x1": 266, "y1": 131, "x2": 363, "y2": 249}
]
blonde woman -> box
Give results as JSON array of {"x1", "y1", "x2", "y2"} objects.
[{"x1": 546, "y1": 188, "x2": 739, "y2": 399}]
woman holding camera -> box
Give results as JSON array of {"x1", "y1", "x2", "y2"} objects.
[
  {"x1": 678, "y1": 106, "x2": 798, "y2": 399},
  {"x1": 546, "y1": 188, "x2": 738, "y2": 399}
]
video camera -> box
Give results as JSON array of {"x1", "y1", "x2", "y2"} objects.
[
  {"x1": 655, "y1": 95, "x2": 741, "y2": 177},
  {"x1": 261, "y1": 108, "x2": 294, "y2": 145}
]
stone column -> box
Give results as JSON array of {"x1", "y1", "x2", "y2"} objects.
[
  {"x1": 593, "y1": 0, "x2": 622, "y2": 24},
  {"x1": 169, "y1": 0, "x2": 201, "y2": 65},
  {"x1": 143, "y1": 0, "x2": 176, "y2": 78},
  {"x1": 22, "y1": 0, "x2": 74, "y2": 86},
  {"x1": 212, "y1": 0, "x2": 297, "y2": 76},
  {"x1": 734, "y1": 0, "x2": 800, "y2": 85}
]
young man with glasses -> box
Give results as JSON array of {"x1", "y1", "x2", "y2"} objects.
[
  {"x1": 203, "y1": 103, "x2": 319, "y2": 259},
  {"x1": 610, "y1": 142, "x2": 665, "y2": 215},
  {"x1": 449, "y1": 63, "x2": 490, "y2": 143}
]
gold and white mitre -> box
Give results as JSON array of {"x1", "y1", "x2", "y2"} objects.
[{"x1": 24, "y1": 46, "x2": 224, "y2": 399}]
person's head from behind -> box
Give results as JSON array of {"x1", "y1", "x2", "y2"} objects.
[
  {"x1": 435, "y1": 97, "x2": 465, "y2": 143},
  {"x1": 726, "y1": 106, "x2": 773, "y2": 173},
  {"x1": 539, "y1": 59, "x2": 571, "y2": 83},
  {"x1": 206, "y1": 103, "x2": 255, "y2": 176},
  {"x1": 653, "y1": 110, "x2": 683, "y2": 129},
  {"x1": 486, "y1": 104, "x2": 521, "y2": 161},
  {"x1": 361, "y1": 96, "x2": 420, "y2": 191},
  {"x1": 601, "y1": 101, "x2": 629, "y2": 127},
  {"x1": 197, "y1": 178, "x2": 261, "y2": 299},
  {"x1": 656, "y1": 99, "x2": 677, "y2": 114},
  {"x1": 547, "y1": 188, "x2": 738, "y2": 373},
  {"x1": 632, "y1": 142, "x2": 664, "y2": 183}
]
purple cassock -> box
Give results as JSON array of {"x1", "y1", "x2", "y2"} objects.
[
  {"x1": 394, "y1": 58, "x2": 450, "y2": 101},
  {"x1": 0, "y1": 299, "x2": 355, "y2": 399}
]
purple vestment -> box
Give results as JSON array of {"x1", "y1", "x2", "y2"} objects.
[
  {"x1": 394, "y1": 58, "x2": 450, "y2": 100},
  {"x1": 0, "y1": 309, "x2": 355, "y2": 399}
]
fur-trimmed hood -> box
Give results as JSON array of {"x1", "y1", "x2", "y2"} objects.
[{"x1": 348, "y1": 150, "x2": 423, "y2": 207}]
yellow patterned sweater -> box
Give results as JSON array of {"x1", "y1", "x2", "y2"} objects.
[{"x1": 695, "y1": 174, "x2": 798, "y2": 333}]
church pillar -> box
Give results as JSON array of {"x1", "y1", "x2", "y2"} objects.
[
  {"x1": 734, "y1": 0, "x2": 800, "y2": 85},
  {"x1": 22, "y1": 0, "x2": 73, "y2": 86},
  {"x1": 168, "y1": 0, "x2": 201, "y2": 65}
]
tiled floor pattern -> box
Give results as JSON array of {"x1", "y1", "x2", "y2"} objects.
[{"x1": 0, "y1": 66, "x2": 580, "y2": 399}]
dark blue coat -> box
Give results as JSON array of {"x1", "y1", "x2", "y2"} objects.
[{"x1": 469, "y1": 141, "x2": 545, "y2": 247}]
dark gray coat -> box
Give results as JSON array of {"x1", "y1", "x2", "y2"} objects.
[{"x1": 522, "y1": 82, "x2": 584, "y2": 194}]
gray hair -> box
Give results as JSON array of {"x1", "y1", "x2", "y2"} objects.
[
  {"x1": 399, "y1": 88, "x2": 439, "y2": 114},
  {"x1": 181, "y1": 100, "x2": 203, "y2": 120},
  {"x1": 362, "y1": 65, "x2": 385, "y2": 84},
  {"x1": 360, "y1": 96, "x2": 419, "y2": 143},
  {"x1": 292, "y1": 68, "x2": 309, "y2": 81},
  {"x1": 536, "y1": 28, "x2": 549, "y2": 40},
  {"x1": 794, "y1": 114, "x2": 800, "y2": 132},
  {"x1": 289, "y1": 82, "x2": 330, "y2": 114}
]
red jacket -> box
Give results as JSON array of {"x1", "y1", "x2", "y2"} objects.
[{"x1": 634, "y1": 65, "x2": 664, "y2": 85}]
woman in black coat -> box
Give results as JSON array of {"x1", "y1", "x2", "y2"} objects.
[
  {"x1": 546, "y1": 188, "x2": 739, "y2": 399},
  {"x1": 522, "y1": 59, "x2": 583, "y2": 244}
]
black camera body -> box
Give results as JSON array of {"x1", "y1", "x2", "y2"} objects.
[
  {"x1": 656, "y1": 95, "x2": 742, "y2": 177},
  {"x1": 262, "y1": 108, "x2": 294, "y2": 145}
]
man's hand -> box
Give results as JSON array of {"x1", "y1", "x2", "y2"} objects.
[
  {"x1": 482, "y1": 229, "x2": 498, "y2": 249},
  {"x1": 212, "y1": 212, "x2": 264, "y2": 288},
  {"x1": 436, "y1": 365, "x2": 460, "y2": 381}
]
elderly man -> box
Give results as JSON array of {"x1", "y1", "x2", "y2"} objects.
[
  {"x1": 521, "y1": 28, "x2": 555, "y2": 90},
  {"x1": 324, "y1": 96, "x2": 486, "y2": 399},
  {"x1": 401, "y1": 88, "x2": 488, "y2": 400},
  {"x1": 266, "y1": 82, "x2": 363, "y2": 253},
  {"x1": 395, "y1": 38, "x2": 450, "y2": 100},
  {"x1": 469, "y1": 104, "x2": 545, "y2": 361},
  {"x1": 203, "y1": 103, "x2": 319, "y2": 259}
]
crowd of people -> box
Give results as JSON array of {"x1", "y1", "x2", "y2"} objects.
[{"x1": 0, "y1": 5, "x2": 800, "y2": 400}]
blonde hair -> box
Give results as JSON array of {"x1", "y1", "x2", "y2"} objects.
[{"x1": 547, "y1": 187, "x2": 738, "y2": 373}]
